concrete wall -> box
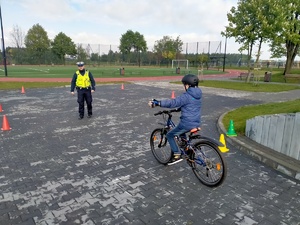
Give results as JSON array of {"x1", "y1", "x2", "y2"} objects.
[{"x1": 245, "y1": 113, "x2": 300, "y2": 160}]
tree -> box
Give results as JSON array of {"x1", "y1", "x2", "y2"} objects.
[
  {"x1": 119, "y1": 30, "x2": 147, "y2": 66},
  {"x1": 153, "y1": 36, "x2": 183, "y2": 67},
  {"x1": 90, "y1": 53, "x2": 100, "y2": 63},
  {"x1": 267, "y1": 1, "x2": 300, "y2": 74},
  {"x1": 10, "y1": 24, "x2": 24, "y2": 48},
  {"x1": 222, "y1": 0, "x2": 267, "y2": 82},
  {"x1": 24, "y1": 24, "x2": 50, "y2": 64},
  {"x1": 197, "y1": 54, "x2": 209, "y2": 69},
  {"x1": 76, "y1": 44, "x2": 88, "y2": 62},
  {"x1": 51, "y1": 32, "x2": 76, "y2": 65},
  {"x1": 223, "y1": 0, "x2": 300, "y2": 75},
  {"x1": 9, "y1": 24, "x2": 26, "y2": 65}
]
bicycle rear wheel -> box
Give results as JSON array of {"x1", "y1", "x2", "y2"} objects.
[
  {"x1": 190, "y1": 140, "x2": 227, "y2": 187},
  {"x1": 150, "y1": 128, "x2": 172, "y2": 165}
]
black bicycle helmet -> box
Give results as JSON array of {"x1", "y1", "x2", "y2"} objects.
[{"x1": 181, "y1": 74, "x2": 199, "y2": 87}]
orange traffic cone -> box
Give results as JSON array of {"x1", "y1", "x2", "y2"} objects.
[
  {"x1": 21, "y1": 86, "x2": 25, "y2": 94},
  {"x1": 1, "y1": 115, "x2": 12, "y2": 131},
  {"x1": 121, "y1": 83, "x2": 124, "y2": 90},
  {"x1": 0, "y1": 104, "x2": 3, "y2": 112},
  {"x1": 171, "y1": 91, "x2": 175, "y2": 99}
]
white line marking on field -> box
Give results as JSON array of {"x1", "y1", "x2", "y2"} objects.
[{"x1": 28, "y1": 68, "x2": 50, "y2": 73}]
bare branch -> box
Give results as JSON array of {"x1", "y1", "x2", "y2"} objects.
[{"x1": 10, "y1": 24, "x2": 24, "y2": 48}]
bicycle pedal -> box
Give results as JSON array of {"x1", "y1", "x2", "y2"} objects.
[{"x1": 182, "y1": 155, "x2": 188, "y2": 160}]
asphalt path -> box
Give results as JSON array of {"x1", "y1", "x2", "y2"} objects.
[{"x1": 0, "y1": 81, "x2": 299, "y2": 225}]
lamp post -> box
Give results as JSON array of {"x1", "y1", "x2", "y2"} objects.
[
  {"x1": 138, "y1": 49, "x2": 141, "y2": 67},
  {"x1": 0, "y1": 4, "x2": 7, "y2": 76},
  {"x1": 222, "y1": 36, "x2": 227, "y2": 72}
]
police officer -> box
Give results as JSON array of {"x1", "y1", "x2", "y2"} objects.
[{"x1": 70, "y1": 62, "x2": 96, "y2": 120}]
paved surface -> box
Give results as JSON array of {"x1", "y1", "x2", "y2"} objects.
[{"x1": 0, "y1": 81, "x2": 299, "y2": 225}]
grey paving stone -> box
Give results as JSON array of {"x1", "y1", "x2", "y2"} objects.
[{"x1": 0, "y1": 84, "x2": 299, "y2": 225}]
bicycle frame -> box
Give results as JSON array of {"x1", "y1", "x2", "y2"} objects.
[
  {"x1": 157, "y1": 111, "x2": 176, "y2": 128},
  {"x1": 156, "y1": 110, "x2": 196, "y2": 151},
  {"x1": 157, "y1": 109, "x2": 223, "y2": 149}
]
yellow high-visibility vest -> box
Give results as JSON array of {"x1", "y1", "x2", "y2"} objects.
[{"x1": 76, "y1": 70, "x2": 91, "y2": 88}]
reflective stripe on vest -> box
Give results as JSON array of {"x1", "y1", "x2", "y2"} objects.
[{"x1": 76, "y1": 70, "x2": 91, "y2": 88}]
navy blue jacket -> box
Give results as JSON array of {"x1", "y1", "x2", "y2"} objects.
[{"x1": 160, "y1": 87, "x2": 202, "y2": 130}]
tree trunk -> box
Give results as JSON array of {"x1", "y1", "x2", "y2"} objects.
[
  {"x1": 246, "y1": 41, "x2": 254, "y2": 83},
  {"x1": 61, "y1": 55, "x2": 65, "y2": 65},
  {"x1": 255, "y1": 37, "x2": 263, "y2": 67},
  {"x1": 284, "y1": 40, "x2": 299, "y2": 75}
]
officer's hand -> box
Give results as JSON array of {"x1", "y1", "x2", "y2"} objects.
[
  {"x1": 71, "y1": 92, "x2": 74, "y2": 95},
  {"x1": 148, "y1": 99, "x2": 160, "y2": 108},
  {"x1": 91, "y1": 90, "x2": 95, "y2": 93}
]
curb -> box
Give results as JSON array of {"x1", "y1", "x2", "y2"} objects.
[{"x1": 217, "y1": 112, "x2": 300, "y2": 181}]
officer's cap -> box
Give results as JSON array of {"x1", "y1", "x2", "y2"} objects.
[{"x1": 76, "y1": 62, "x2": 84, "y2": 67}]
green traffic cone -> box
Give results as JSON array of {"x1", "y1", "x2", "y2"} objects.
[{"x1": 226, "y1": 120, "x2": 237, "y2": 137}]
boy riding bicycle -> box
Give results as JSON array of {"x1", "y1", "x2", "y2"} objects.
[{"x1": 148, "y1": 74, "x2": 202, "y2": 165}]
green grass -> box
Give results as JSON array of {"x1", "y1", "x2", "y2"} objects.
[
  {"x1": 0, "y1": 65, "x2": 225, "y2": 78},
  {"x1": 223, "y1": 99, "x2": 300, "y2": 135},
  {"x1": 0, "y1": 81, "x2": 127, "y2": 90},
  {"x1": 0, "y1": 82, "x2": 70, "y2": 89},
  {"x1": 198, "y1": 80, "x2": 299, "y2": 92},
  {"x1": 172, "y1": 80, "x2": 300, "y2": 92}
]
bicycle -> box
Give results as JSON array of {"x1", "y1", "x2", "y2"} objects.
[{"x1": 150, "y1": 108, "x2": 227, "y2": 187}]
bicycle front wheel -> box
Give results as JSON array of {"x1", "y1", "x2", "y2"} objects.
[
  {"x1": 150, "y1": 128, "x2": 172, "y2": 165},
  {"x1": 190, "y1": 140, "x2": 227, "y2": 187}
]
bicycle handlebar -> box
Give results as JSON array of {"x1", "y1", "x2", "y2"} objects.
[{"x1": 154, "y1": 108, "x2": 181, "y2": 116}]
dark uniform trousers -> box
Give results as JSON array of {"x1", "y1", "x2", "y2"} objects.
[{"x1": 77, "y1": 87, "x2": 93, "y2": 117}]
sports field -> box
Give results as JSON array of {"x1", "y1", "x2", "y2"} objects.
[{"x1": 0, "y1": 65, "x2": 225, "y2": 78}]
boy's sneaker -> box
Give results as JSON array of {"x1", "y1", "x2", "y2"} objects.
[{"x1": 168, "y1": 154, "x2": 183, "y2": 165}]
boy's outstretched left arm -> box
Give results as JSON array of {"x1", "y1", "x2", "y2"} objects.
[{"x1": 148, "y1": 99, "x2": 161, "y2": 108}]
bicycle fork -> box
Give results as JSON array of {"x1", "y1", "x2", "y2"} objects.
[{"x1": 157, "y1": 128, "x2": 168, "y2": 148}]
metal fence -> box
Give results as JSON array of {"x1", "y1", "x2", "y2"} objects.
[
  {"x1": 246, "y1": 113, "x2": 300, "y2": 160},
  {"x1": 80, "y1": 41, "x2": 222, "y2": 56},
  {"x1": 75, "y1": 41, "x2": 222, "y2": 67},
  {"x1": 2, "y1": 41, "x2": 223, "y2": 66}
]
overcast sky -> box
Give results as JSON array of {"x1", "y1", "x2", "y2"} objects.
[{"x1": 1, "y1": 0, "x2": 273, "y2": 60}]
